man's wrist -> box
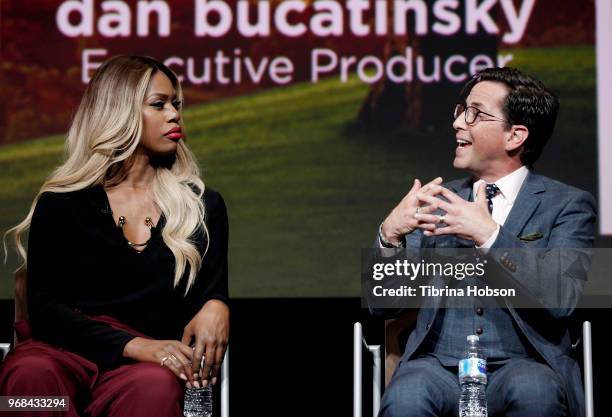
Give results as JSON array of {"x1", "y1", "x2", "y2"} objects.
[
  {"x1": 379, "y1": 223, "x2": 405, "y2": 248},
  {"x1": 475, "y1": 223, "x2": 500, "y2": 249}
]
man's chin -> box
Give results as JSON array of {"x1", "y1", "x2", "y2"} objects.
[{"x1": 453, "y1": 158, "x2": 467, "y2": 170}]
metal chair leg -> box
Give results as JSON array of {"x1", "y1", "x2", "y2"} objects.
[
  {"x1": 583, "y1": 321, "x2": 594, "y2": 417},
  {"x1": 354, "y1": 322, "x2": 381, "y2": 417},
  {"x1": 0, "y1": 343, "x2": 11, "y2": 361},
  {"x1": 221, "y1": 347, "x2": 229, "y2": 417}
]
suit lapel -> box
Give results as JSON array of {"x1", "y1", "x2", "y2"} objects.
[
  {"x1": 449, "y1": 177, "x2": 473, "y2": 202},
  {"x1": 443, "y1": 172, "x2": 545, "y2": 243},
  {"x1": 500, "y1": 171, "x2": 545, "y2": 237}
]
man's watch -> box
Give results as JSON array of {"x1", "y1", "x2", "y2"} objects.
[{"x1": 379, "y1": 223, "x2": 405, "y2": 248}]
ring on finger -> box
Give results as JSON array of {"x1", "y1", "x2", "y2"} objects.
[
  {"x1": 160, "y1": 356, "x2": 170, "y2": 367},
  {"x1": 438, "y1": 215, "x2": 446, "y2": 224},
  {"x1": 415, "y1": 206, "x2": 421, "y2": 214}
]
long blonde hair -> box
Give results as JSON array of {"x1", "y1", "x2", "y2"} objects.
[{"x1": 4, "y1": 55, "x2": 208, "y2": 293}]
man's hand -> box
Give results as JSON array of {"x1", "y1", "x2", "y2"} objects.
[
  {"x1": 123, "y1": 337, "x2": 195, "y2": 384},
  {"x1": 381, "y1": 177, "x2": 444, "y2": 245},
  {"x1": 182, "y1": 299, "x2": 229, "y2": 387},
  {"x1": 413, "y1": 183, "x2": 498, "y2": 246}
]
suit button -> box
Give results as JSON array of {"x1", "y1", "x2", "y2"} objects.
[
  {"x1": 426, "y1": 322, "x2": 431, "y2": 330},
  {"x1": 476, "y1": 307, "x2": 484, "y2": 315},
  {"x1": 476, "y1": 327, "x2": 483, "y2": 335}
]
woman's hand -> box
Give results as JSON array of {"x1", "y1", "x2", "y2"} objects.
[
  {"x1": 181, "y1": 299, "x2": 230, "y2": 387},
  {"x1": 123, "y1": 337, "x2": 196, "y2": 385}
]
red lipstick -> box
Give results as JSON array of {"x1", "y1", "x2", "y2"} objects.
[{"x1": 164, "y1": 127, "x2": 183, "y2": 140}]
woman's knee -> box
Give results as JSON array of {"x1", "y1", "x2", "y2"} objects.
[
  {"x1": 0, "y1": 352, "x2": 70, "y2": 394},
  {"x1": 89, "y1": 363, "x2": 183, "y2": 417},
  {"x1": 124, "y1": 363, "x2": 183, "y2": 401}
]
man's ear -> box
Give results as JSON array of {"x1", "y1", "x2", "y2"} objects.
[{"x1": 506, "y1": 125, "x2": 529, "y2": 151}]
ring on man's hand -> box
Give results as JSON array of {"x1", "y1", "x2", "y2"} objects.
[
  {"x1": 415, "y1": 206, "x2": 421, "y2": 214},
  {"x1": 438, "y1": 215, "x2": 446, "y2": 224},
  {"x1": 160, "y1": 356, "x2": 170, "y2": 367}
]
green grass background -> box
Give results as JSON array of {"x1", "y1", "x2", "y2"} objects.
[{"x1": 0, "y1": 46, "x2": 597, "y2": 298}]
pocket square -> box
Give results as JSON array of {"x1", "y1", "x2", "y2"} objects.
[{"x1": 519, "y1": 232, "x2": 543, "y2": 242}]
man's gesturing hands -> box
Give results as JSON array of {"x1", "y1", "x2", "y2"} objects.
[
  {"x1": 381, "y1": 177, "x2": 444, "y2": 245},
  {"x1": 382, "y1": 180, "x2": 498, "y2": 247}
]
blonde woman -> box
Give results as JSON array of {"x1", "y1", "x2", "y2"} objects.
[{"x1": 0, "y1": 56, "x2": 229, "y2": 417}]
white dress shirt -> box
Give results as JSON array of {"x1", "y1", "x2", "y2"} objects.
[{"x1": 474, "y1": 165, "x2": 529, "y2": 249}]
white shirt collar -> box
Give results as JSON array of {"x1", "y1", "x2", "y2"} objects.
[{"x1": 473, "y1": 166, "x2": 529, "y2": 203}]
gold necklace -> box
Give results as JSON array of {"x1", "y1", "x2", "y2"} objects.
[{"x1": 117, "y1": 216, "x2": 154, "y2": 248}]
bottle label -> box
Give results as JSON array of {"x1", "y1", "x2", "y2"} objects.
[{"x1": 458, "y1": 358, "x2": 487, "y2": 380}]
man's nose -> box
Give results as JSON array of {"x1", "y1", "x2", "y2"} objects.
[{"x1": 452, "y1": 111, "x2": 466, "y2": 130}]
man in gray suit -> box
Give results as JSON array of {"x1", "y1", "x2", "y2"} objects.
[{"x1": 375, "y1": 67, "x2": 597, "y2": 417}]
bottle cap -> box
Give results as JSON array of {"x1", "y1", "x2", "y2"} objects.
[{"x1": 467, "y1": 335, "x2": 479, "y2": 342}]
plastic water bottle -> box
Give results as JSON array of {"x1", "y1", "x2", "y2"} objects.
[
  {"x1": 184, "y1": 386, "x2": 213, "y2": 417},
  {"x1": 458, "y1": 335, "x2": 488, "y2": 417}
]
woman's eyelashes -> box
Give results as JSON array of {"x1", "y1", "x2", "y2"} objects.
[{"x1": 150, "y1": 100, "x2": 182, "y2": 110}]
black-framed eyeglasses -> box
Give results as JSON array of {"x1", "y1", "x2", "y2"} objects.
[{"x1": 453, "y1": 103, "x2": 508, "y2": 125}]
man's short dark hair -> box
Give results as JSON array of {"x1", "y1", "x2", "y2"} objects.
[{"x1": 460, "y1": 67, "x2": 560, "y2": 167}]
